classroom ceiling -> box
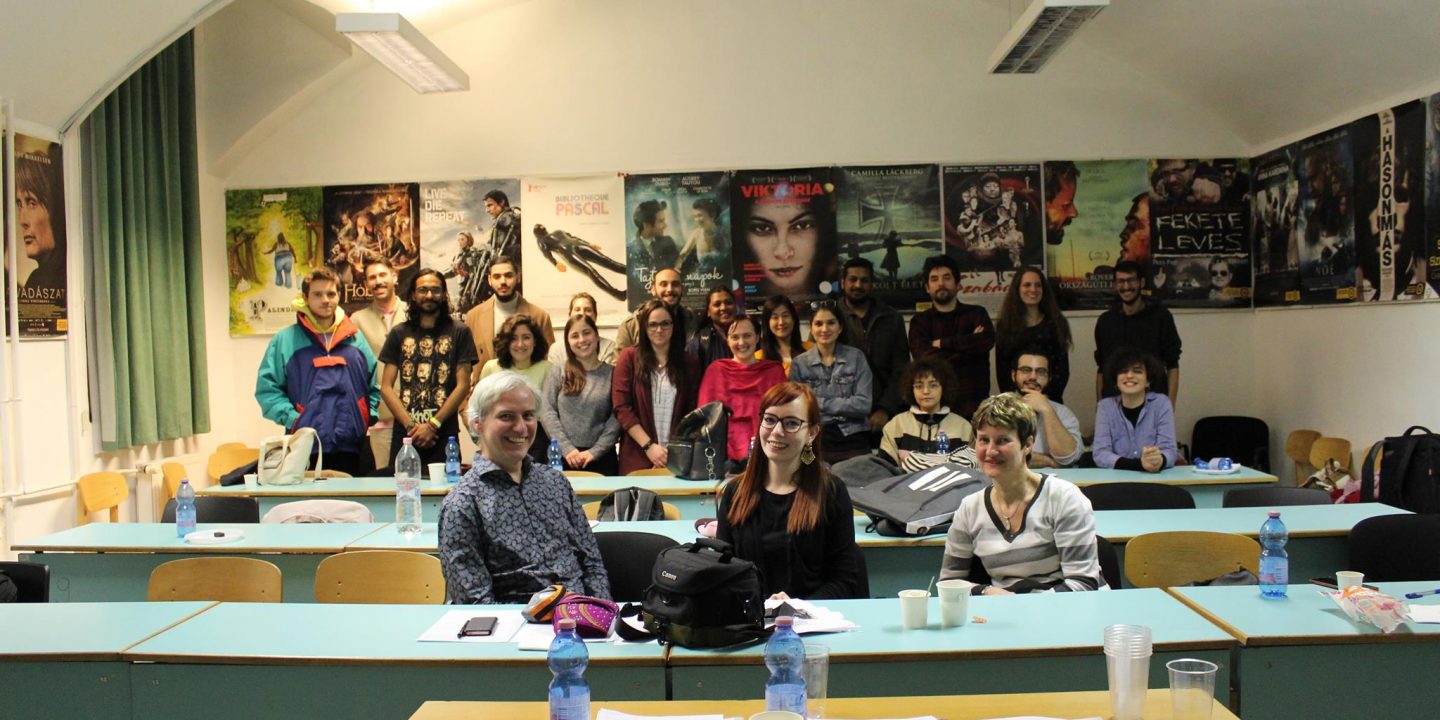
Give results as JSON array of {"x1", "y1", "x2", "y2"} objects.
[{"x1": 3, "y1": 0, "x2": 1439, "y2": 150}]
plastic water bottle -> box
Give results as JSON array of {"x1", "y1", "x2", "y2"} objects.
[
  {"x1": 548, "y1": 438, "x2": 564, "y2": 470},
  {"x1": 1259, "y1": 511, "x2": 1289, "y2": 598},
  {"x1": 395, "y1": 438, "x2": 423, "y2": 537},
  {"x1": 548, "y1": 618, "x2": 590, "y2": 720},
  {"x1": 445, "y1": 436, "x2": 462, "y2": 484},
  {"x1": 936, "y1": 429, "x2": 949, "y2": 455},
  {"x1": 175, "y1": 479, "x2": 197, "y2": 538},
  {"x1": 763, "y1": 615, "x2": 808, "y2": 715}
]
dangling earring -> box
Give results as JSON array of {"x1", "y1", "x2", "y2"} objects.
[{"x1": 800, "y1": 443, "x2": 816, "y2": 465}]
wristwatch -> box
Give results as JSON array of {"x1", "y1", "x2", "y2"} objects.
[{"x1": 642, "y1": 440, "x2": 656, "y2": 451}]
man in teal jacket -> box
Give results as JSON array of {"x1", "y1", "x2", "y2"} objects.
[{"x1": 255, "y1": 267, "x2": 380, "y2": 475}]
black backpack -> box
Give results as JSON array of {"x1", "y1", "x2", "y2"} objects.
[
  {"x1": 615, "y1": 538, "x2": 768, "y2": 648},
  {"x1": 596, "y1": 487, "x2": 666, "y2": 521},
  {"x1": 1361, "y1": 426, "x2": 1440, "y2": 513}
]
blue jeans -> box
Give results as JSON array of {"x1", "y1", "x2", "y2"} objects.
[{"x1": 274, "y1": 253, "x2": 293, "y2": 287}]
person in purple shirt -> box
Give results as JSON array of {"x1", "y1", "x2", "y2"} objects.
[{"x1": 1092, "y1": 348, "x2": 1177, "y2": 472}]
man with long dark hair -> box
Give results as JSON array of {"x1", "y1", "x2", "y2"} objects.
[{"x1": 379, "y1": 269, "x2": 478, "y2": 466}]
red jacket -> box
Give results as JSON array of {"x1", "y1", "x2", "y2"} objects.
[{"x1": 611, "y1": 346, "x2": 700, "y2": 474}]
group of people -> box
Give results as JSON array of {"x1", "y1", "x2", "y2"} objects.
[{"x1": 254, "y1": 252, "x2": 1187, "y2": 604}]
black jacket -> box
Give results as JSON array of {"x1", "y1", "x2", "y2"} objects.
[{"x1": 716, "y1": 478, "x2": 864, "y2": 599}]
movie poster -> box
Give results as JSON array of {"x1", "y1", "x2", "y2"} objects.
[
  {"x1": 1295, "y1": 128, "x2": 1357, "y2": 304},
  {"x1": 322, "y1": 183, "x2": 421, "y2": 315},
  {"x1": 1353, "y1": 101, "x2": 1430, "y2": 302},
  {"x1": 1145, "y1": 158, "x2": 1252, "y2": 308},
  {"x1": 940, "y1": 164, "x2": 1043, "y2": 313},
  {"x1": 731, "y1": 167, "x2": 839, "y2": 310},
  {"x1": 624, "y1": 172, "x2": 732, "y2": 314},
  {"x1": 1250, "y1": 146, "x2": 1303, "y2": 306},
  {"x1": 225, "y1": 186, "x2": 324, "y2": 335},
  {"x1": 1429, "y1": 92, "x2": 1440, "y2": 296},
  {"x1": 6, "y1": 134, "x2": 68, "y2": 337},
  {"x1": 835, "y1": 164, "x2": 941, "y2": 310},
  {"x1": 418, "y1": 178, "x2": 521, "y2": 317},
  {"x1": 1043, "y1": 160, "x2": 1150, "y2": 310},
  {"x1": 521, "y1": 175, "x2": 628, "y2": 325}
]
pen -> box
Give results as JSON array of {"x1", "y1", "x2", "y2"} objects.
[{"x1": 1404, "y1": 588, "x2": 1440, "y2": 599}]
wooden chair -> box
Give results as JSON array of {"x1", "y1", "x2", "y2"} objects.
[
  {"x1": 1080, "y1": 482, "x2": 1195, "y2": 511},
  {"x1": 207, "y1": 447, "x2": 260, "y2": 486},
  {"x1": 147, "y1": 557, "x2": 283, "y2": 602},
  {"x1": 626, "y1": 468, "x2": 672, "y2": 477},
  {"x1": 160, "y1": 462, "x2": 188, "y2": 500},
  {"x1": 1309, "y1": 437, "x2": 1353, "y2": 475},
  {"x1": 314, "y1": 551, "x2": 445, "y2": 604},
  {"x1": 216, "y1": 442, "x2": 248, "y2": 452},
  {"x1": 1123, "y1": 531, "x2": 1260, "y2": 589},
  {"x1": 75, "y1": 471, "x2": 129, "y2": 525},
  {"x1": 564, "y1": 470, "x2": 604, "y2": 478},
  {"x1": 1285, "y1": 429, "x2": 1322, "y2": 485},
  {"x1": 582, "y1": 500, "x2": 681, "y2": 521}
]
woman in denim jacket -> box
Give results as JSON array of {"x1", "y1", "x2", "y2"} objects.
[{"x1": 788, "y1": 302, "x2": 873, "y2": 465}]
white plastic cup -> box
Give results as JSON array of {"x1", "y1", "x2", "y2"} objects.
[
  {"x1": 1167, "y1": 658, "x2": 1219, "y2": 720},
  {"x1": 243, "y1": 473, "x2": 258, "y2": 487},
  {"x1": 1336, "y1": 570, "x2": 1364, "y2": 590},
  {"x1": 802, "y1": 643, "x2": 830, "y2": 718},
  {"x1": 936, "y1": 579, "x2": 972, "y2": 627},
  {"x1": 898, "y1": 589, "x2": 930, "y2": 629},
  {"x1": 427, "y1": 462, "x2": 446, "y2": 485},
  {"x1": 1104, "y1": 624, "x2": 1153, "y2": 720}
]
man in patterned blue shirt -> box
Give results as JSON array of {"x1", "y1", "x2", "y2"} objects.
[{"x1": 438, "y1": 371, "x2": 611, "y2": 604}]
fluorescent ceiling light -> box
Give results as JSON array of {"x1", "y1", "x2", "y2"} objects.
[
  {"x1": 336, "y1": 12, "x2": 469, "y2": 93},
  {"x1": 988, "y1": 0, "x2": 1107, "y2": 74}
]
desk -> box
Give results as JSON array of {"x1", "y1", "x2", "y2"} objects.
[
  {"x1": 123, "y1": 602, "x2": 668, "y2": 719},
  {"x1": 1059, "y1": 465, "x2": 1277, "y2": 508},
  {"x1": 411, "y1": 689, "x2": 1240, "y2": 719},
  {"x1": 14, "y1": 522, "x2": 391, "y2": 602},
  {"x1": 198, "y1": 474, "x2": 719, "y2": 519},
  {"x1": 0, "y1": 601, "x2": 212, "y2": 720},
  {"x1": 667, "y1": 590, "x2": 1235, "y2": 704},
  {"x1": 852, "y1": 502, "x2": 1408, "y2": 596},
  {"x1": 1170, "y1": 581, "x2": 1440, "y2": 717}
]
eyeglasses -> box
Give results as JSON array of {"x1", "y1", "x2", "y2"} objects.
[
  {"x1": 760, "y1": 414, "x2": 808, "y2": 433},
  {"x1": 414, "y1": 287, "x2": 446, "y2": 296},
  {"x1": 647, "y1": 320, "x2": 674, "y2": 330},
  {"x1": 1015, "y1": 366, "x2": 1050, "y2": 378}
]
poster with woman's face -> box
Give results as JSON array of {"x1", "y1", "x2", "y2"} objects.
[
  {"x1": 5, "y1": 134, "x2": 68, "y2": 337},
  {"x1": 731, "y1": 168, "x2": 838, "y2": 310}
]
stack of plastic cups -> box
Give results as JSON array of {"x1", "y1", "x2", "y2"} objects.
[{"x1": 1103, "y1": 624, "x2": 1153, "y2": 720}]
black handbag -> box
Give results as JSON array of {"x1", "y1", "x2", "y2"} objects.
[{"x1": 667, "y1": 402, "x2": 729, "y2": 481}]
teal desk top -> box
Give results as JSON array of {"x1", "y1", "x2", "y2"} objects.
[
  {"x1": 13, "y1": 522, "x2": 391, "y2": 554},
  {"x1": 668, "y1": 588, "x2": 1234, "y2": 664},
  {"x1": 350, "y1": 520, "x2": 705, "y2": 551},
  {"x1": 1056, "y1": 465, "x2": 1276, "y2": 487},
  {"x1": 0, "y1": 602, "x2": 213, "y2": 660},
  {"x1": 1170, "y1": 581, "x2": 1440, "y2": 646},
  {"x1": 123, "y1": 602, "x2": 666, "y2": 667},
  {"x1": 198, "y1": 474, "x2": 718, "y2": 499}
]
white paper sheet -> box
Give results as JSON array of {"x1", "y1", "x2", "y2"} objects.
[
  {"x1": 595, "y1": 711, "x2": 723, "y2": 720},
  {"x1": 416, "y1": 610, "x2": 525, "y2": 643},
  {"x1": 1407, "y1": 603, "x2": 1440, "y2": 623}
]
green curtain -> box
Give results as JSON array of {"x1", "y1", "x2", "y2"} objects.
[{"x1": 82, "y1": 32, "x2": 210, "y2": 450}]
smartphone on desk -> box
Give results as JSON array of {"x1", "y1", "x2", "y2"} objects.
[{"x1": 458, "y1": 616, "x2": 499, "y2": 638}]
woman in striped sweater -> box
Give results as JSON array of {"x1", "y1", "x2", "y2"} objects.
[{"x1": 939, "y1": 393, "x2": 1105, "y2": 595}]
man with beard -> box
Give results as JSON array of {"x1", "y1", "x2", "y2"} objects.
[
  {"x1": 1012, "y1": 349, "x2": 1081, "y2": 468},
  {"x1": 1151, "y1": 159, "x2": 1222, "y2": 205},
  {"x1": 614, "y1": 266, "x2": 698, "y2": 350},
  {"x1": 907, "y1": 255, "x2": 995, "y2": 419},
  {"x1": 352, "y1": 259, "x2": 409, "y2": 464},
  {"x1": 463, "y1": 256, "x2": 555, "y2": 385},
  {"x1": 380, "y1": 270, "x2": 478, "y2": 466},
  {"x1": 1118, "y1": 193, "x2": 1153, "y2": 267},
  {"x1": 838, "y1": 257, "x2": 910, "y2": 432},
  {"x1": 1044, "y1": 161, "x2": 1079, "y2": 245},
  {"x1": 1093, "y1": 260, "x2": 1182, "y2": 408}
]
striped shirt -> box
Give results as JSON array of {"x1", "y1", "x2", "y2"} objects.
[{"x1": 939, "y1": 474, "x2": 1106, "y2": 593}]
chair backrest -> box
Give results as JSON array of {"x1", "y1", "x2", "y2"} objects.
[
  {"x1": 216, "y1": 442, "x2": 249, "y2": 452},
  {"x1": 564, "y1": 470, "x2": 604, "y2": 478},
  {"x1": 1285, "y1": 429, "x2": 1322, "y2": 486},
  {"x1": 75, "y1": 471, "x2": 129, "y2": 525},
  {"x1": 1124, "y1": 531, "x2": 1260, "y2": 588},
  {"x1": 207, "y1": 447, "x2": 260, "y2": 485},
  {"x1": 1096, "y1": 536, "x2": 1122, "y2": 590},
  {"x1": 1080, "y1": 482, "x2": 1195, "y2": 511},
  {"x1": 582, "y1": 500, "x2": 680, "y2": 521},
  {"x1": 1190, "y1": 416, "x2": 1271, "y2": 471},
  {"x1": 147, "y1": 557, "x2": 283, "y2": 602},
  {"x1": 1309, "y1": 437, "x2": 1353, "y2": 474},
  {"x1": 0, "y1": 561, "x2": 51, "y2": 602},
  {"x1": 1222, "y1": 486, "x2": 1332, "y2": 508},
  {"x1": 593, "y1": 531, "x2": 679, "y2": 602},
  {"x1": 1349, "y1": 514, "x2": 1440, "y2": 581},
  {"x1": 160, "y1": 462, "x2": 188, "y2": 500},
  {"x1": 626, "y1": 468, "x2": 672, "y2": 477},
  {"x1": 262, "y1": 499, "x2": 375, "y2": 524},
  {"x1": 314, "y1": 551, "x2": 445, "y2": 604},
  {"x1": 161, "y1": 496, "x2": 262, "y2": 524}
]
